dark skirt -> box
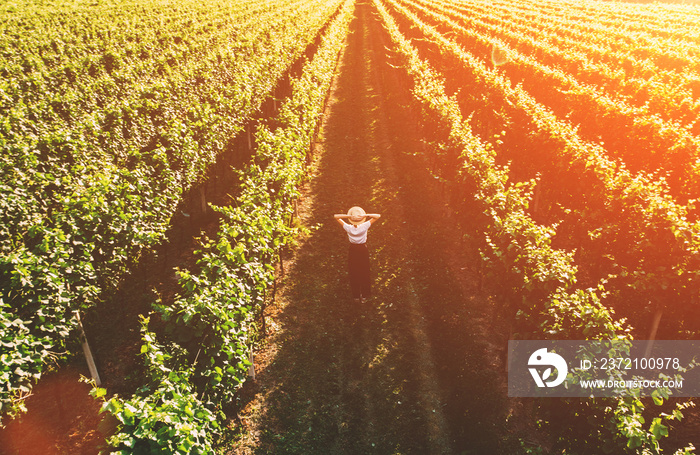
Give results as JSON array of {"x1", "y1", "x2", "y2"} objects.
[{"x1": 348, "y1": 243, "x2": 371, "y2": 299}]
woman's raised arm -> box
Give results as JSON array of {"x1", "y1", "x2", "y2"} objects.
[
  {"x1": 367, "y1": 213, "x2": 381, "y2": 224},
  {"x1": 334, "y1": 213, "x2": 349, "y2": 226}
]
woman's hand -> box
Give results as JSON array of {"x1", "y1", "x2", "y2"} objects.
[{"x1": 368, "y1": 213, "x2": 381, "y2": 224}]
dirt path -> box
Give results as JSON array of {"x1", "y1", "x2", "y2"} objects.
[{"x1": 229, "y1": 2, "x2": 516, "y2": 454}]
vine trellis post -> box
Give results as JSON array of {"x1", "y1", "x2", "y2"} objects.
[{"x1": 75, "y1": 311, "x2": 101, "y2": 386}]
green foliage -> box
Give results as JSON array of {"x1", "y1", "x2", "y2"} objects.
[
  {"x1": 612, "y1": 398, "x2": 696, "y2": 454},
  {"x1": 402, "y1": 0, "x2": 700, "y2": 198},
  {"x1": 374, "y1": 0, "x2": 696, "y2": 452},
  {"x1": 97, "y1": 0, "x2": 355, "y2": 451},
  {"x1": 384, "y1": 0, "x2": 700, "y2": 338},
  {"x1": 0, "y1": 0, "x2": 344, "y2": 426},
  {"x1": 97, "y1": 318, "x2": 222, "y2": 454},
  {"x1": 541, "y1": 287, "x2": 624, "y2": 339},
  {"x1": 374, "y1": 0, "x2": 619, "y2": 338},
  {"x1": 0, "y1": 300, "x2": 55, "y2": 426}
]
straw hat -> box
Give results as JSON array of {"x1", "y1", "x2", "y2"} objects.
[{"x1": 347, "y1": 206, "x2": 367, "y2": 225}]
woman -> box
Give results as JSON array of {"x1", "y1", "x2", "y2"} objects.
[{"x1": 334, "y1": 206, "x2": 381, "y2": 302}]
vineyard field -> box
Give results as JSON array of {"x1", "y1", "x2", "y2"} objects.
[{"x1": 0, "y1": 0, "x2": 698, "y2": 453}]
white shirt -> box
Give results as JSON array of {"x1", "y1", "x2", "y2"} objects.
[{"x1": 343, "y1": 221, "x2": 371, "y2": 244}]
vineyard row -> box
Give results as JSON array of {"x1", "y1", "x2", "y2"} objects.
[
  {"x1": 384, "y1": 0, "x2": 700, "y2": 337},
  {"x1": 95, "y1": 1, "x2": 355, "y2": 451},
  {"x1": 443, "y1": 0, "x2": 700, "y2": 80},
  {"x1": 373, "y1": 0, "x2": 695, "y2": 452},
  {"x1": 0, "y1": 0, "x2": 341, "y2": 424},
  {"x1": 403, "y1": 0, "x2": 700, "y2": 199}
]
